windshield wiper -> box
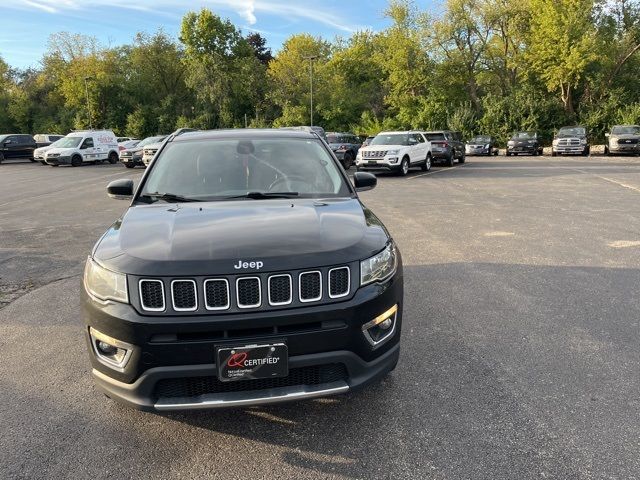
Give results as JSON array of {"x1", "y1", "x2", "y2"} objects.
[
  {"x1": 225, "y1": 191, "x2": 299, "y2": 200},
  {"x1": 140, "y1": 192, "x2": 202, "y2": 203}
]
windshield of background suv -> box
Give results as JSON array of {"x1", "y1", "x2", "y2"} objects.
[
  {"x1": 371, "y1": 134, "x2": 410, "y2": 146},
  {"x1": 611, "y1": 126, "x2": 640, "y2": 135},
  {"x1": 512, "y1": 132, "x2": 535, "y2": 140},
  {"x1": 558, "y1": 127, "x2": 586, "y2": 136},
  {"x1": 470, "y1": 136, "x2": 491, "y2": 143},
  {"x1": 138, "y1": 136, "x2": 166, "y2": 148},
  {"x1": 54, "y1": 137, "x2": 83, "y2": 148},
  {"x1": 326, "y1": 135, "x2": 344, "y2": 144},
  {"x1": 141, "y1": 137, "x2": 352, "y2": 201}
]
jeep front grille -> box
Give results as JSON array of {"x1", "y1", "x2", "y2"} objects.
[
  {"x1": 268, "y1": 274, "x2": 292, "y2": 305},
  {"x1": 139, "y1": 279, "x2": 165, "y2": 311},
  {"x1": 236, "y1": 277, "x2": 261, "y2": 308},
  {"x1": 204, "y1": 279, "x2": 229, "y2": 310},
  {"x1": 171, "y1": 280, "x2": 197, "y2": 311},
  {"x1": 136, "y1": 265, "x2": 354, "y2": 314}
]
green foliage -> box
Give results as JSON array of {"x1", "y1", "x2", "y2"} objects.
[{"x1": 2, "y1": 2, "x2": 640, "y2": 144}]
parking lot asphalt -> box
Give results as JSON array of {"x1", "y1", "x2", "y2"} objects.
[{"x1": 1, "y1": 155, "x2": 639, "y2": 479}]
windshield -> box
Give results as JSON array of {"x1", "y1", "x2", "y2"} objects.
[
  {"x1": 558, "y1": 127, "x2": 586, "y2": 136},
  {"x1": 54, "y1": 137, "x2": 83, "y2": 148},
  {"x1": 140, "y1": 137, "x2": 352, "y2": 201},
  {"x1": 49, "y1": 138, "x2": 66, "y2": 148},
  {"x1": 512, "y1": 132, "x2": 535, "y2": 140},
  {"x1": 470, "y1": 136, "x2": 491, "y2": 143},
  {"x1": 138, "y1": 136, "x2": 166, "y2": 148},
  {"x1": 612, "y1": 125, "x2": 640, "y2": 135},
  {"x1": 326, "y1": 135, "x2": 342, "y2": 144},
  {"x1": 371, "y1": 134, "x2": 410, "y2": 146}
]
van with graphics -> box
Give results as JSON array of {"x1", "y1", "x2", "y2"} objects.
[{"x1": 44, "y1": 130, "x2": 119, "y2": 167}]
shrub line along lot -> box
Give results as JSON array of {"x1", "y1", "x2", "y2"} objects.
[{"x1": 1, "y1": 155, "x2": 640, "y2": 479}]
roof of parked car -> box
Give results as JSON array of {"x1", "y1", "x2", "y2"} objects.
[{"x1": 172, "y1": 128, "x2": 318, "y2": 142}]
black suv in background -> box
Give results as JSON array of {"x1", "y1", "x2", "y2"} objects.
[
  {"x1": 506, "y1": 132, "x2": 542, "y2": 156},
  {"x1": 0, "y1": 134, "x2": 37, "y2": 163},
  {"x1": 326, "y1": 132, "x2": 361, "y2": 169},
  {"x1": 83, "y1": 129, "x2": 403, "y2": 411},
  {"x1": 424, "y1": 131, "x2": 465, "y2": 166}
]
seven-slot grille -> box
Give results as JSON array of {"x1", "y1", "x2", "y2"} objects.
[
  {"x1": 137, "y1": 266, "x2": 352, "y2": 313},
  {"x1": 557, "y1": 138, "x2": 581, "y2": 146}
]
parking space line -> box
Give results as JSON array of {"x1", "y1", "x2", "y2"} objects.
[{"x1": 408, "y1": 165, "x2": 463, "y2": 179}]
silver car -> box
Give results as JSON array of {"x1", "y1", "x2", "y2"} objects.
[{"x1": 606, "y1": 125, "x2": 640, "y2": 156}]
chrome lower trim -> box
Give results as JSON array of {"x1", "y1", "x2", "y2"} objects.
[{"x1": 154, "y1": 381, "x2": 349, "y2": 411}]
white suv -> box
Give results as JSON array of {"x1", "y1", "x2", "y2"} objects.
[{"x1": 356, "y1": 131, "x2": 432, "y2": 176}]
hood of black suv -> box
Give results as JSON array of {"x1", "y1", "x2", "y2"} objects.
[{"x1": 94, "y1": 198, "x2": 390, "y2": 276}]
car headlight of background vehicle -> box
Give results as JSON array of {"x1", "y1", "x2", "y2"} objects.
[
  {"x1": 84, "y1": 257, "x2": 128, "y2": 303},
  {"x1": 580, "y1": 138, "x2": 587, "y2": 145},
  {"x1": 507, "y1": 141, "x2": 515, "y2": 146},
  {"x1": 611, "y1": 138, "x2": 618, "y2": 145},
  {"x1": 553, "y1": 139, "x2": 559, "y2": 146},
  {"x1": 361, "y1": 243, "x2": 397, "y2": 285}
]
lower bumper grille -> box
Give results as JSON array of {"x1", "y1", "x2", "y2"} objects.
[{"x1": 154, "y1": 363, "x2": 348, "y2": 399}]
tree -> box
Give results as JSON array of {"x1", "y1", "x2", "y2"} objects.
[
  {"x1": 180, "y1": 9, "x2": 266, "y2": 128},
  {"x1": 246, "y1": 32, "x2": 273, "y2": 65},
  {"x1": 527, "y1": 0, "x2": 598, "y2": 116}
]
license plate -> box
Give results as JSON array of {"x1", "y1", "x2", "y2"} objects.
[
  {"x1": 216, "y1": 343, "x2": 288, "y2": 382},
  {"x1": 368, "y1": 160, "x2": 377, "y2": 165}
]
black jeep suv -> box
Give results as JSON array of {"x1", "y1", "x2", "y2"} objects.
[{"x1": 82, "y1": 129, "x2": 403, "y2": 411}]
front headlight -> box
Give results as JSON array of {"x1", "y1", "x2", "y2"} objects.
[
  {"x1": 361, "y1": 243, "x2": 397, "y2": 286},
  {"x1": 485, "y1": 144, "x2": 490, "y2": 149},
  {"x1": 84, "y1": 257, "x2": 128, "y2": 303},
  {"x1": 507, "y1": 141, "x2": 515, "y2": 146},
  {"x1": 553, "y1": 139, "x2": 559, "y2": 146},
  {"x1": 611, "y1": 138, "x2": 618, "y2": 145},
  {"x1": 386, "y1": 149, "x2": 399, "y2": 155},
  {"x1": 580, "y1": 138, "x2": 587, "y2": 145}
]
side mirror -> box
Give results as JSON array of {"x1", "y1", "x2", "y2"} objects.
[
  {"x1": 353, "y1": 172, "x2": 377, "y2": 192},
  {"x1": 107, "y1": 179, "x2": 134, "y2": 199}
]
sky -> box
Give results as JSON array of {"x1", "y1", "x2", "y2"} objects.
[{"x1": 1, "y1": 0, "x2": 435, "y2": 70}]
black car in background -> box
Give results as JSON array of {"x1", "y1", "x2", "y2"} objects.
[
  {"x1": 506, "y1": 132, "x2": 542, "y2": 156},
  {"x1": 465, "y1": 135, "x2": 498, "y2": 156},
  {"x1": 326, "y1": 132, "x2": 361, "y2": 169},
  {"x1": 0, "y1": 134, "x2": 37, "y2": 163}
]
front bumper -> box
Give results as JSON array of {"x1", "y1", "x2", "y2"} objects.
[
  {"x1": 82, "y1": 269, "x2": 403, "y2": 411},
  {"x1": 609, "y1": 143, "x2": 640, "y2": 154},
  {"x1": 356, "y1": 156, "x2": 402, "y2": 171},
  {"x1": 121, "y1": 155, "x2": 143, "y2": 166},
  {"x1": 553, "y1": 146, "x2": 587, "y2": 155},
  {"x1": 466, "y1": 146, "x2": 491, "y2": 156},
  {"x1": 45, "y1": 155, "x2": 72, "y2": 165}
]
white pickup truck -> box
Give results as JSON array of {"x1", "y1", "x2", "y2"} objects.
[{"x1": 355, "y1": 131, "x2": 432, "y2": 176}]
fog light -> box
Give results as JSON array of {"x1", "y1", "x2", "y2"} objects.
[
  {"x1": 89, "y1": 327, "x2": 134, "y2": 372},
  {"x1": 388, "y1": 157, "x2": 398, "y2": 163},
  {"x1": 362, "y1": 304, "x2": 398, "y2": 347},
  {"x1": 97, "y1": 341, "x2": 118, "y2": 355}
]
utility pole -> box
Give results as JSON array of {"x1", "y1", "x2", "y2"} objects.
[
  {"x1": 303, "y1": 55, "x2": 318, "y2": 126},
  {"x1": 84, "y1": 76, "x2": 93, "y2": 129}
]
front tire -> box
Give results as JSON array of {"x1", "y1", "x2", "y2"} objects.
[
  {"x1": 343, "y1": 152, "x2": 353, "y2": 170},
  {"x1": 108, "y1": 152, "x2": 119, "y2": 164},
  {"x1": 124, "y1": 164, "x2": 135, "y2": 169},
  {"x1": 458, "y1": 151, "x2": 466, "y2": 164},
  {"x1": 583, "y1": 146, "x2": 590, "y2": 157},
  {"x1": 71, "y1": 154, "x2": 82, "y2": 167},
  {"x1": 397, "y1": 157, "x2": 410, "y2": 176},
  {"x1": 421, "y1": 154, "x2": 432, "y2": 171},
  {"x1": 0, "y1": 153, "x2": 4, "y2": 164},
  {"x1": 551, "y1": 150, "x2": 557, "y2": 157}
]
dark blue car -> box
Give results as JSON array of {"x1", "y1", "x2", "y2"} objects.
[{"x1": 326, "y1": 132, "x2": 361, "y2": 170}]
